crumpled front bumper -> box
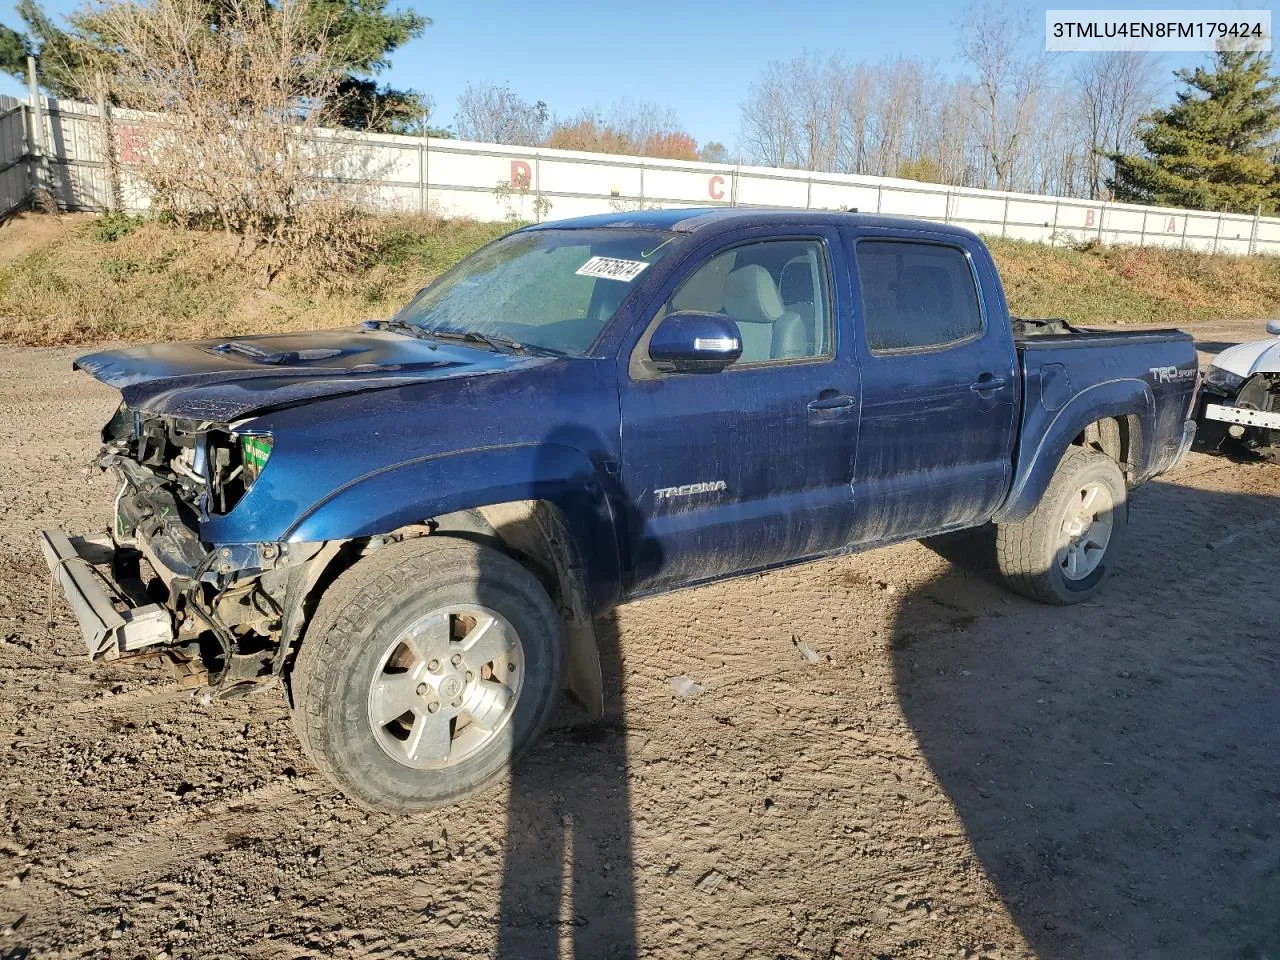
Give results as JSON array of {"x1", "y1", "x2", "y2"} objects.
[{"x1": 38, "y1": 528, "x2": 174, "y2": 659}]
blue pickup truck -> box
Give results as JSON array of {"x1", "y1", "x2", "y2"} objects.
[{"x1": 42, "y1": 209, "x2": 1198, "y2": 810}]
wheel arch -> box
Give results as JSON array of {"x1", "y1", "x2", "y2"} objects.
[
  {"x1": 278, "y1": 444, "x2": 623, "y2": 719},
  {"x1": 995, "y1": 379, "x2": 1154, "y2": 524}
]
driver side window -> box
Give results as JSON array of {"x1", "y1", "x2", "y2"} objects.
[{"x1": 667, "y1": 238, "x2": 832, "y2": 365}]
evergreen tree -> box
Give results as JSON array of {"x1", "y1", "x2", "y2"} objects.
[
  {"x1": 0, "y1": 0, "x2": 430, "y2": 134},
  {"x1": 1108, "y1": 45, "x2": 1280, "y2": 214}
]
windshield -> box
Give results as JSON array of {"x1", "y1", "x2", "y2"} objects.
[{"x1": 394, "y1": 228, "x2": 680, "y2": 356}]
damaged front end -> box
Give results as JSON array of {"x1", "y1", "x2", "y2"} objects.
[
  {"x1": 1197, "y1": 367, "x2": 1280, "y2": 462},
  {"x1": 41, "y1": 403, "x2": 330, "y2": 696}
]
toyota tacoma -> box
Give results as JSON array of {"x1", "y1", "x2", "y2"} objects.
[{"x1": 42, "y1": 209, "x2": 1199, "y2": 811}]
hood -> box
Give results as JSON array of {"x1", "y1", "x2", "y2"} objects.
[
  {"x1": 1209, "y1": 336, "x2": 1280, "y2": 380},
  {"x1": 76, "y1": 328, "x2": 548, "y2": 422}
]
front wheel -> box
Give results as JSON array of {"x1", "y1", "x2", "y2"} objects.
[
  {"x1": 289, "y1": 537, "x2": 563, "y2": 812},
  {"x1": 996, "y1": 448, "x2": 1128, "y2": 605}
]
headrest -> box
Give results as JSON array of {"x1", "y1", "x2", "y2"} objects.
[
  {"x1": 672, "y1": 252, "x2": 733, "y2": 313},
  {"x1": 723, "y1": 264, "x2": 784, "y2": 324},
  {"x1": 779, "y1": 256, "x2": 813, "y2": 303}
]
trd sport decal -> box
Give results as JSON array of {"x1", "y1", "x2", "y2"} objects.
[{"x1": 1148, "y1": 365, "x2": 1196, "y2": 384}]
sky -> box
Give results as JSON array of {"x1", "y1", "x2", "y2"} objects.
[{"x1": 0, "y1": 0, "x2": 1237, "y2": 147}]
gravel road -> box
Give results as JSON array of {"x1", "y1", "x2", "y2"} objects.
[{"x1": 1, "y1": 325, "x2": 1277, "y2": 960}]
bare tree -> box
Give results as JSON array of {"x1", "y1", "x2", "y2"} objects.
[
  {"x1": 1073, "y1": 52, "x2": 1158, "y2": 198},
  {"x1": 739, "y1": 58, "x2": 803, "y2": 167},
  {"x1": 82, "y1": 0, "x2": 374, "y2": 274},
  {"x1": 956, "y1": 3, "x2": 1053, "y2": 190},
  {"x1": 454, "y1": 83, "x2": 549, "y2": 146},
  {"x1": 734, "y1": 34, "x2": 1161, "y2": 200}
]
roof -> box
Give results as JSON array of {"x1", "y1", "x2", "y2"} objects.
[{"x1": 524, "y1": 206, "x2": 982, "y2": 242}]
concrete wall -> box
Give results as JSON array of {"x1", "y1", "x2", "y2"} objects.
[{"x1": 27, "y1": 97, "x2": 1280, "y2": 256}]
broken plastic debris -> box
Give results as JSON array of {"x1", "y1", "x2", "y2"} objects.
[
  {"x1": 666, "y1": 675, "x2": 704, "y2": 698},
  {"x1": 695, "y1": 869, "x2": 726, "y2": 893},
  {"x1": 794, "y1": 639, "x2": 820, "y2": 663}
]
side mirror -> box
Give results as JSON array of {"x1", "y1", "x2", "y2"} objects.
[
  {"x1": 1267, "y1": 319, "x2": 1280, "y2": 337},
  {"x1": 648, "y1": 311, "x2": 743, "y2": 372}
]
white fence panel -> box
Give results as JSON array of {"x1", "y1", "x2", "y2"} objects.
[{"x1": 3, "y1": 96, "x2": 1278, "y2": 258}]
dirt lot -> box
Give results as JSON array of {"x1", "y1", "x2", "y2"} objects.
[{"x1": 1, "y1": 324, "x2": 1277, "y2": 960}]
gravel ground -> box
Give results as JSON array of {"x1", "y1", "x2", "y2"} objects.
[{"x1": 1, "y1": 324, "x2": 1277, "y2": 960}]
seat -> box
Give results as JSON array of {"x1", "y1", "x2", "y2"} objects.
[
  {"x1": 777, "y1": 257, "x2": 818, "y2": 358},
  {"x1": 723, "y1": 264, "x2": 805, "y2": 362}
]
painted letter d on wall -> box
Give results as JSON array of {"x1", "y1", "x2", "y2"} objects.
[{"x1": 511, "y1": 160, "x2": 532, "y2": 190}]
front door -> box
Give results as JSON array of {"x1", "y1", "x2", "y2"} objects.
[
  {"x1": 618, "y1": 232, "x2": 860, "y2": 595},
  {"x1": 845, "y1": 232, "x2": 1019, "y2": 544}
]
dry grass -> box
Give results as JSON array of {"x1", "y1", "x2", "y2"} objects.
[
  {"x1": 1, "y1": 213, "x2": 1279, "y2": 347},
  {"x1": 987, "y1": 237, "x2": 1280, "y2": 327},
  {"x1": 0, "y1": 212, "x2": 510, "y2": 345}
]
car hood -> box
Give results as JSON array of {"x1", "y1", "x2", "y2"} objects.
[
  {"x1": 75, "y1": 328, "x2": 549, "y2": 422},
  {"x1": 1209, "y1": 336, "x2": 1280, "y2": 380}
]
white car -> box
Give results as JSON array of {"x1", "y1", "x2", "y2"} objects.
[{"x1": 1198, "y1": 319, "x2": 1280, "y2": 461}]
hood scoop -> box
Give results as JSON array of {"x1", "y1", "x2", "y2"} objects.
[{"x1": 212, "y1": 342, "x2": 343, "y2": 365}]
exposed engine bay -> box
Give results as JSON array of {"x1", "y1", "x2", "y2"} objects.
[{"x1": 63, "y1": 403, "x2": 327, "y2": 696}]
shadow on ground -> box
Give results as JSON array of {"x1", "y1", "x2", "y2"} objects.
[
  {"x1": 495, "y1": 610, "x2": 636, "y2": 957},
  {"x1": 897, "y1": 480, "x2": 1280, "y2": 959}
]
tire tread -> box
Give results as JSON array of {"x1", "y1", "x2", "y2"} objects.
[
  {"x1": 288, "y1": 536, "x2": 561, "y2": 810},
  {"x1": 996, "y1": 447, "x2": 1126, "y2": 605}
]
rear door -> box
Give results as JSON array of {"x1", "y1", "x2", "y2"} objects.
[
  {"x1": 844, "y1": 231, "x2": 1018, "y2": 544},
  {"x1": 617, "y1": 228, "x2": 860, "y2": 595}
]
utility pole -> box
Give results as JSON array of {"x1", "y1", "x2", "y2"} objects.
[{"x1": 25, "y1": 55, "x2": 48, "y2": 200}]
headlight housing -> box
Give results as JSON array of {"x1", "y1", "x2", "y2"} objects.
[
  {"x1": 206, "y1": 431, "x2": 273, "y2": 513},
  {"x1": 1202, "y1": 364, "x2": 1246, "y2": 395}
]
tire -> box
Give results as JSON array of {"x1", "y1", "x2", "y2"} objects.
[
  {"x1": 289, "y1": 536, "x2": 563, "y2": 812},
  {"x1": 996, "y1": 447, "x2": 1128, "y2": 605}
]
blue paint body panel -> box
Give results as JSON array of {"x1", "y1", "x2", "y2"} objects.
[{"x1": 75, "y1": 209, "x2": 1199, "y2": 616}]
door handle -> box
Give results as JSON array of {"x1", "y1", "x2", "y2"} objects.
[
  {"x1": 970, "y1": 375, "x2": 1008, "y2": 393},
  {"x1": 808, "y1": 394, "x2": 856, "y2": 411}
]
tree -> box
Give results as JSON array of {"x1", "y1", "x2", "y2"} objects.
[
  {"x1": 454, "y1": 83, "x2": 548, "y2": 145},
  {"x1": 304, "y1": 0, "x2": 430, "y2": 132},
  {"x1": 0, "y1": 0, "x2": 86, "y2": 98},
  {"x1": 544, "y1": 115, "x2": 632, "y2": 153},
  {"x1": 896, "y1": 157, "x2": 944, "y2": 182},
  {"x1": 1109, "y1": 46, "x2": 1280, "y2": 213},
  {"x1": 1074, "y1": 52, "x2": 1157, "y2": 198},
  {"x1": 700, "y1": 141, "x2": 729, "y2": 164},
  {"x1": 0, "y1": 0, "x2": 429, "y2": 133},
  {"x1": 79, "y1": 0, "x2": 378, "y2": 272},
  {"x1": 641, "y1": 130, "x2": 698, "y2": 160},
  {"x1": 955, "y1": 3, "x2": 1052, "y2": 190},
  {"x1": 543, "y1": 105, "x2": 699, "y2": 160}
]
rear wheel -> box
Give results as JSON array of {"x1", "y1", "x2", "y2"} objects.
[
  {"x1": 996, "y1": 448, "x2": 1128, "y2": 605},
  {"x1": 289, "y1": 536, "x2": 563, "y2": 812}
]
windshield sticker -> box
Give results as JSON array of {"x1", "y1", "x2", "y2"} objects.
[{"x1": 575, "y1": 256, "x2": 651, "y2": 282}]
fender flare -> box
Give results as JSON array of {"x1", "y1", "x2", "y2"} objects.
[
  {"x1": 993, "y1": 378, "x2": 1154, "y2": 524},
  {"x1": 284, "y1": 442, "x2": 624, "y2": 719}
]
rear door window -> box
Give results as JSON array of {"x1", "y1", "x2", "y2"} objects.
[{"x1": 855, "y1": 241, "x2": 983, "y2": 353}]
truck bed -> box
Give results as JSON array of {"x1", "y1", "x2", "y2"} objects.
[{"x1": 1013, "y1": 316, "x2": 1194, "y2": 349}]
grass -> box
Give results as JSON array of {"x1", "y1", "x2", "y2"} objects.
[
  {"x1": 1, "y1": 212, "x2": 1278, "y2": 346},
  {"x1": 986, "y1": 236, "x2": 1280, "y2": 327},
  {"x1": 0, "y1": 213, "x2": 512, "y2": 346}
]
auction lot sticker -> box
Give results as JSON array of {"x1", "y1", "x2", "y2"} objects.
[{"x1": 576, "y1": 256, "x2": 651, "y2": 282}]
